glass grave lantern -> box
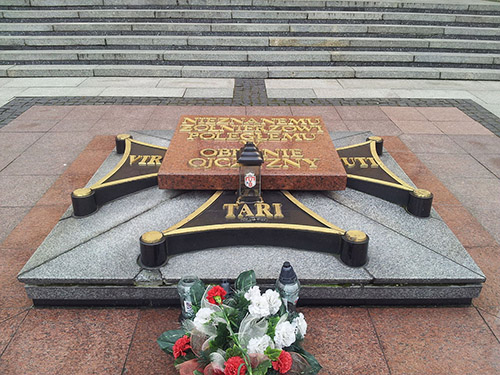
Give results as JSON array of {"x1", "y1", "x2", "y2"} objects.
[{"x1": 237, "y1": 142, "x2": 264, "y2": 204}]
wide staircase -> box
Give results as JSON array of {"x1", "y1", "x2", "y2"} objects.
[{"x1": 1, "y1": 0, "x2": 500, "y2": 79}]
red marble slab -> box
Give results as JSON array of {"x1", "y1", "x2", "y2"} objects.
[{"x1": 158, "y1": 116, "x2": 347, "y2": 190}]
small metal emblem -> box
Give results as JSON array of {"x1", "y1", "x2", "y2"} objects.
[{"x1": 244, "y1": 172, "x2": 257, "y2": 188}]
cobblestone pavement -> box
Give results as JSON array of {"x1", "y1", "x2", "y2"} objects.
[{"x1": 0, "y1": 78, "x2": 499, "y2": 374}]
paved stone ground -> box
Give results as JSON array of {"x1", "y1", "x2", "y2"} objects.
[{"x1": 0, "y1": 78, "x2": 499, "y2": 374}]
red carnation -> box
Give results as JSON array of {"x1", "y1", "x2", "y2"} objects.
[
  {"x1": 207, "y1": 285, "x2": 227, "y2": 305},
  {"x1": 272, "y1": 350, "x2": 292, "y2": 374},
  {"x1": 173, "y1": 335, "x2": 191, "y2": 359},
  {"x1": 224, "y1": 356, "x2": 246, "y2": 375}
]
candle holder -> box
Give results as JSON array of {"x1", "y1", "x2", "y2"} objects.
[{"x1": 237, "y1": 142, "x2": 264, "y2": 204}]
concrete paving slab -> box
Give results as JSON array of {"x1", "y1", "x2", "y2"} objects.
[
  {"x1": 1, "y1": 132, "x2": 93, "y2": 176},
  {"x1": 354, "y1": 67, "x2": 440, "y2": 79},
  {"x1": 336, "y1": 79, "x2": 490, "y2": 91},
  {"x1": 391, "y1": 89, "x2": 479, "y2": 99},
  {"x1": 449, "y1": 135, "x2": 500, "y2": 156},
  {"x1": 183, "y1": 88, "x2": 234, "y2": 98},
  {"x1": 0, "y1": 132, "x2": 43, "y2": 170},
  {"x1": 314, "y1": 88, "x2": 398, "y2": 98},
  {"x1": 0, "y1": 175, "x2": 57, "y2": 207},
  {"x1": 17, "y1": 87, "x2": 106, "y2": 97},
  {"x1": 470, "y1": 90, "x2": 500, "y2": 104},
  {"x1": 416, "y1": 153, "x2": 495, "y2": 180},
  {"x1": 268, "y1": 67, "x2": 354, "y2": 78},
  {"x1": 182, "y1": 66, "x2": 268, "y2": 78},
  {"x1": 0, "y1": 51, "x2": 79, "y2": 62},
  {"x1": 266, "y1": 89, "x2": 317, "y2": 98},
  {"x1": 163, "y1": 50, "x2": 247, "y2": 62},
  {"x1": 78, "y1": 77, "x2": 161, "y2": 88},
  {"x1": 440, "y1": 69, "x2": 500, "y2": 81},
  {"x1": 400, "y1": 134, "x2": 468, "y2": 154},
  {"x1": 0, "y1": 207, "x2": 30, "y2": 246},
  {"x1": 93, "y1": 65, "x2": 182, "y2": 77},
  {"x1": 433, "y1": 121, "x2": 494, "y2": 136},
  {"x1": 266, "y1": 79, "x2": 343, "y2": 90},
  {"x1": 3, "y1": 78, "x2": 87, "y2": 88},
  {"x1": 472, "y1": 154, "x2": 500, "y2": 179},
  {"x1": 0, "y1": 78, "x2": 12, "y2": 88},
  {"x1": 78, "y1": 51, "x2": 163, "y2": 61},
  {"x1": 7, "y1": 65, "x2": 96, "y2": 78},
  {"x1": 157, "y1": 78, "x2": 234, "y2": 89},
  {"x1": 392, "y1": 120, "x2": 443, "y2": 134},
  {"x1": 52, "y1": 22, "x2": 132, "y2": 32},
  {"x1": 0, "y1": 96, "x2": 13, "y2": 107},
  {"x1": 98, "y1": 87, "x2": 185, "y2": 97}
]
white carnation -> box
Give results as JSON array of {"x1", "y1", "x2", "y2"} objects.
[
  {"x1": 247, "y1": 335, "x2": 273, "y2": 354},
  {"x1": 244, "y1": 286, "x2": 261, "y2": 302},
  {"x1": 293, "y1": 313, "x2": 307, "y2": 338},
  {"x1": 274, "y1": 320, "x2": 296, "y2": 349},
  {"x1": 193, "y1": 307, "x2": 213, "y2": 330},
  {"x1": 263, "y1": 289, "x2": 281, "y2": 315},
  {"x1": 248, "y1": 295, "x2": 270, "y2": 318}
]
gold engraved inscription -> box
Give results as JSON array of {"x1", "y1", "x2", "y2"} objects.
[
  {"x1": 129, "y1": 154, "x2": 163, "y2": 166},
  {"x1": 341, "y1": 157, "x2": 379, "y2": 169},
  {"x1": 180, "y1": 116, "x2": 323, "y2": 145},
  {"x1": 188, "y1": 148, "x2": 320, "y2": 170},
  {"x1": 223, "y1": 202, "x2": 284, "y2": 220}
]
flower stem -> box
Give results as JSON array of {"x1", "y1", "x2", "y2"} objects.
[{"x1": 221, "y1": 307, "x2": 253, "y2": 375}]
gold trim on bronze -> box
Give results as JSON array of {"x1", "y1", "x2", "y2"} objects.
[
  {"x1": 282, "y1": 191, "x2": 345, "y2": 234},
  {"x1": 90, "y1": 138, "x2": 167, "y2": 190},
  {"x1": 163, "y1": 191, "x2": 224, "y2": 234},
  {"x1": 116, "y1": 133, "x2": 132, "y2": 141},
  {"x1": 344, "y1": 230, "x2": 367, "y2": 243},
  {"x1": 141, "y1": 231, "x2": 164, "y2": 244},
  {"x1": 411, "y1": 188, "x2": 432, "y2": 199},
  {"x1": 346, "y1": 174, "x2": 414, "y2": 191},
  {"x1": 72, "y1": 187, "x2": 93, "y2": 197},
  {"x1": 338, "y1": 139, "x2": 415, "y2": 192},
  {"x1": 164, "y1": 223, "x2": 343, "y2": 237},
  {"x1": 367, "y1": 136, "x2": 383, "y2": 143},
  {"x1": 161, "y1": 190, "x2": 345, "y2": 237},
  {"x1": 336, "y1": 140, "x2": 371, "y2": 151},
  {"x1": 369, "y1": 141, "x2": 414, "y2": 190}
]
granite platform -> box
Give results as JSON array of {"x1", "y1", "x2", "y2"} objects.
[{"x1": 17, "y1": 130, "x2": 485, "y2": 306}]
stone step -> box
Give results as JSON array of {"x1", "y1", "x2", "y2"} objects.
[
  {"x1": 2, "y1": 35, "x2": 500, "y2": 50},
  {"x1": 2, "y1": 0, "x2": 500, "y2": 12},
  {"x1": 1, "y1": 22, "x2": 500, "y2": 38},
  {"x1": 2, "y1": 63, "x2": 500, "y2": 80},
  {"x1": 2, "y1": 9, "x2": 500, "y2": 24},
  {"x1": 1, "y1": 49, "x2": 499, "y2": 64}
]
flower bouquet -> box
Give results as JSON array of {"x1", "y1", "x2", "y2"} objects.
[{"x1": 158, "y1": 270, "x2": 321, "y2": 375}]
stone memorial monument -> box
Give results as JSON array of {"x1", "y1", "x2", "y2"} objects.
[{"x1": 17, "y1": 116, "x2": 485, "y2": 306}]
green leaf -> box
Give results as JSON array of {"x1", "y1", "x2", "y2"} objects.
[
  {"x1": 253, "y1": 359, "x2": 272, "y2": 375},
  {"x1": 194, "y1": 371, "x2": 204, "y2": 375},
  {"x1": 235, "y1": 270, "x2": 256, "y2": 292},
  {"x1": 264, "y1": 347, "x2": 282, "y2": 361},
  {"x1": 226, "y1": 345, "x2": 243, "y2": 358},
  {"x1": 190, "y1": 278, "x2": 206, "y2": 309},
  {"x1": 226, "y1": 291, "x2": 251, "y2": 328},
  {"x1": 266, "y1": 315, "x2": 280, "y2": 339},
  {"x1": 209, "y1": 323, "x2": 231, "y2": 351},
  {"x1": 173, "y1": 351, "x2": 195, "y2": 366},
  {"x1": 157, "y1": 329, "x2": 185, "y2": 354},
  {"x1": 287, "y1": 344, "x2": 322, "y2": 375},
  {"x1": 237, "y1": 363, "x2": 246, "y2": 375}
]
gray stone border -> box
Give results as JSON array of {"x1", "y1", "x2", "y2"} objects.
[{"x1": 0, "y1": 78, "x2": 499, "y2": 136}]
